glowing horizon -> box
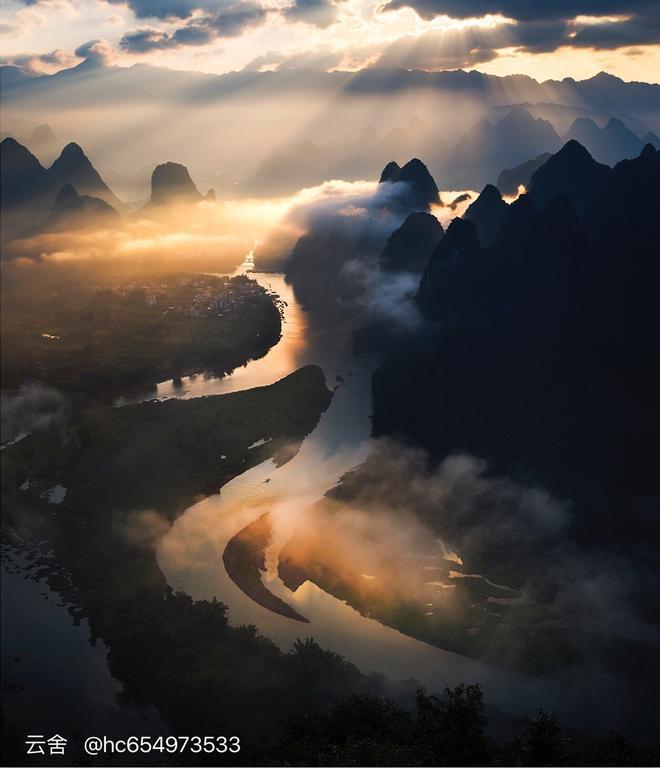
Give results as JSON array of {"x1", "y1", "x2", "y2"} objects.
[{"x1": 1, "y1": 0, "x2": 658, "y2": 83}]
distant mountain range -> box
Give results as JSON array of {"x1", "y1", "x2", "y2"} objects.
[
  {"x1": 446, "y1": 106, "x2": 561, "y2": 188},
  {"x1": 0, "y1": 137, "x2": 212, "y2": 247},
  {"x1": 2, "y1": 62, "x2": 658, "y2": 196},
  {"x1": 3, "y1": 65, "x2": 658, "y2": 113},
  {"x1": 448, "y1": 107, "x2": 659, "y2": 189},
  {"x1": 244, "y1": 106, "x2": 658, "y2": 194},
  {"x1": 0, "y1": 123, "x2": 60, "y2": 165},
  {"x1": 563, "y1": 117, "x2": 659, "y2": 166}
]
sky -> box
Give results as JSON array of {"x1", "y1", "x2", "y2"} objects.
[{"x1": 0, "y1": 0, "x2": 659, "y2": 82}]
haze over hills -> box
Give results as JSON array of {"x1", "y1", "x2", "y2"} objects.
[
  {"x1": 496, "y1": 153, "x2": 552, "y2": 196},
  {"x1": 245, "y1": 106, "x2": 659, "y2": 194},
  {"x1": 284, "y1": 157, "x2": 440, "y2": 312},
  {"x1": 377, "y1": 141, "x2": 660, "y2": 517},
  {"x1": 369, "y1": 145, "x2": 660, "y2": 665},
  {"x1": 0, "y1": 137, "x2": 124, "y2": 213},
  {"x1": 47, "y1": 183, "x2": 120, "y2": 230},
  {"x1": 564, "y1": 116, "x2": 650, "y2": 166},
  {"x1": 445, "y1": 106, "x2": 561, "y2": 188},
  {"x1": 146, "y1": 162, "x2": 206, "y2": 207},
  {"x1": 2, "y1": 60, "x2": 658, "y2": 196},
  {"x1": 0, "y1": 122, "x2": 60, "y2": 165},
  {"x1": 3, "y1": 64, "x2": 659, "y2": 111},
  {"x1": 0, "y1": 138, "x2": 208, "y2": 256},
  {"x1": 272, "y1": 139, "x2": 660, "y2": 737},
  {"x1": 3, "y1": 0, "x2": 660, "y2": 755},
  {"x1": 379, "y1": 212, "x2": 444, "y2": 273}
]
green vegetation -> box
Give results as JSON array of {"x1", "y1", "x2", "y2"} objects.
[
  {"x1": 263, "y1": 686, "x2": 660, "y2": 766},
  {"x1": 2, "y1": 367, "x2": 389, "y2": 755},
  {"x1": 1, "y1": 271, "x2": 281, "y2": 396}
]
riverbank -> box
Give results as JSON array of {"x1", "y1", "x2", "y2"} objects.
[
  {"x1": 1, "y1": 366, "x2": 390, "y2": 756},
  {"x1": 223, "y1": 512, "x2": 309, "y2": 622},
  {"x1": 1, "y1": 270, "x2": 281, "y2": 400}
]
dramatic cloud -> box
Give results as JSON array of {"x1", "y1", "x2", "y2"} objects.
[
  {"x1": 381, "y1": 0, "x2": 653, "y2": 23},
  {"x1": 108, "y1": 0, "x2": 204, "y2": 20},
  {"x1": 74, "y1": 38, "x2": 118, "y2": 64},
  {"x1": 569, "y1": 12, "x2": 660, "y2": 48},
  {"x1": 120, "y1": 25, "x2": 214, "y2": 51},
  {"x1": 282, "y1": 0, "x2": 339, "y2": 28},
  {"x1": 0, "y1": 47, "x2": 77, "y2": 73},
  {"x1": 380, "y1": 0, "x2": 660, "y2": 51},
  {"x1": 119, "y1": 2, "x2": 267, "y2": 51},
  {"x1": 326, "y1": 439, "x2": 659, "y2": 641}
]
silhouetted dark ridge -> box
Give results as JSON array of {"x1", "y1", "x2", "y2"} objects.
[
  {"x1": 0, "y1": 137, "x2": 46, "y2": 208},
  {"x1": 376, "y1": 137, "x2": 660, "y2": 528},
  {"x1": 587, "y1": 144, "x2": 660, "y2": 292},
  {"x1": 378, "y1": 158, "x2": 440, "y2": 209},
  {"x1": 149, "y1": 162, "x2": 202, "y2": 205},
  {"x1": 380, "y1": 212, "x2": 444, "y2": 273},
  {"x1": 463, "y1": 184, "x2": 508, "y2": 246},
  {"x1": 49, "y1": 142, "x2": 124, "y2": 211},
  {"x1": 417, "y1": 217, "x2": 482, "y2": 321},
  {"x1": 527, "y1": 139, "x2": 611, "y2": 217},
  {"x1": 640, "y1": 142, "x2": 660, "y2": 168},
  {"x1": 496, "y1": 153, "x2": 551, "y2": 196},
  {"x1": 379, "y1": 161, "x2": 401, "y2": 183},
  {"x1": 520, "y1": 195, "x2": 589, "y2": 332},
  {"x1": 491, "y1": 192, "x2": 537, "y2": 257}
]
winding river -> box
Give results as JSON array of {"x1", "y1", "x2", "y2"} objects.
[{"x1": 152, "y1": 268, "x2": 564, "y2": 718}]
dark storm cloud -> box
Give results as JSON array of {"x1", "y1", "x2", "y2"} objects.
[
  {"x1": 372, "y1": 19, "x2": 577, "y2": 70},
  {"x1": 120, "y1": 26, "x2": 212, "y2": 51},
  {"x1": 570, "y1": 11, "x2": 660, "y2": 47},
  {"x1": 282, "y1": 0, "x2": 339, "y2": 28},
  {"x1": 382, "y1": 0, "x2": 653, "y2": 23},
  {"x1": 119, "y1": 2, "x2": 267, "y2": 51},
  {"x1": 109, "y1": 0, "x2": 204, "y2": 20},
  {"x1": 381, "y1": 0, "x2": 660, "y2": 51}
]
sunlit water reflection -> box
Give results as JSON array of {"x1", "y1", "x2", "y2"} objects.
[{"x1": 153, "y1": 268, "x2": 563, "y2": 717}]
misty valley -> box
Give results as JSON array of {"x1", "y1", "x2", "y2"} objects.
[{"x1": 1, "y1": 49, "x2": 660, "y2": 768}]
